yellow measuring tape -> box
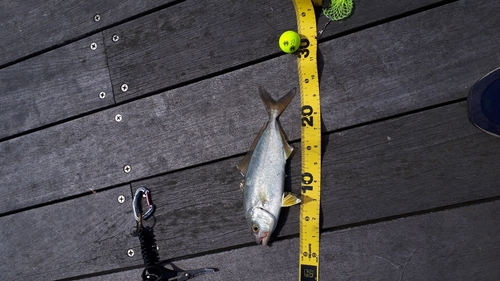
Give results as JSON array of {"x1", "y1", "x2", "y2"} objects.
[{"x1": 292, "y1": 0, "x2": 322, "y2": 280}]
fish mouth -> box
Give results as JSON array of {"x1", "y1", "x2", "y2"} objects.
[{"x1": 256, "y1": 231, "x2": 270, "y2": 246}]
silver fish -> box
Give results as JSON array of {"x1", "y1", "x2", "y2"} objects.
[{"x1": 238, "y1": 86, "x2": 301, "y2": 246}]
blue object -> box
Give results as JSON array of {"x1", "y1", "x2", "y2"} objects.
[{"x1": 468, "y1": 68, "x2": 500, "y2": 137}]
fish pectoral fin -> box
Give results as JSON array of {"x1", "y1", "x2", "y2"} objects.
[{"x1": 282, "y1": 192, "x2": 301, "y2": 207}]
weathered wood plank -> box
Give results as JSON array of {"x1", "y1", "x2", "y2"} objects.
[
  {"x1": 1, "y1": 0, "x2": 497, "y2": 214},
  {"x1": 3, "y1": 102, "x2": 499, "y2": 279},
  {"x1": 126, "y1": 101, "x2": 500, "y2": 262},
  {"x1": 316, "y1": 102, "x2": 500, "y2": 229},
  {"x1": 316, "y1": 0, "x2": 450, "y2": 40},
  {"x1": 0, "y1": 185, "x2": 134, "y2": 281},
  {"x1": 0, "y1": 33, "x2": 113, "y2": 139},
  {"x1": 0, "y1": 58, "x2": 298, "y2": 215},
  {"x1": 319, "y1": 0, "x2": 500, "y2": 131},
  {"x1": 0, "y1": 0, "x2": 177, "y2": 67},
  {"x1": 103, "y1": 0, "x2": 443, "y2": 102},
  {"x1": 79, "y1": 200, "x2": 500, "y2": 281}
]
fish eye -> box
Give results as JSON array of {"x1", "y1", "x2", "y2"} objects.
[{"x1": 252, "y1": 224, "x2": 259, "y2": 233}]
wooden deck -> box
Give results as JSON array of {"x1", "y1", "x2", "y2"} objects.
[{"x1": 1, "y1": 0, "x2": 499, "y2": 280}]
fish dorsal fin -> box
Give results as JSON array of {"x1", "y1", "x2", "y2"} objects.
[
  {"x1": 283, "y1": 141, "x2": 294, "y2": 159},
  {"x1": 282, "y1": 192, "x2": 301, "y2": 207},
  {"x1": 259, "y1": 86, "x2": 296, "y2": 118},
  {"x1": 278, "y1": 122, "x2": 294, "y2": 159},
  {"x1": 237, "y1": 123, "x2": 267, "y2": 176}
]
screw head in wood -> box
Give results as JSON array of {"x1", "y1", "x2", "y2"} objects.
[
  {"x1": 94, "y1": 14, "x2": 101, "y2": 22},
  {"x1": 99, "y1": 92, "x2": 106, "y2": 99},
  {"x1": 123, "y1": 165, "x2": 131, "y2": 173},
  {"x1": 121, "y1": 83, "x2": 128, "y2": 92},
  {"x1": 112, "y1": 34, "x2": 120, "y2": 42},
  {"x1": 127, "y1": 249, "x2": 134, "y2": 257},
  {"x1": 90, "y1": 42, "x2": 97, "y2": 50},
  {"x1": 118, "y1": 195, "x2": 125, "y2": 204}
]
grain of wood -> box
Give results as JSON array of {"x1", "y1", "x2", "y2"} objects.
[
  {"x1": 103, "y1": 0, "x2": 445, "y2": 102},
  {"x1": 103, "y1": 0, "x2": 296, "y2": 102},
  {"x1": 78, "y1": 200, "x2": 500, "y2": 281},
  {"x1": 0, "y1": 185, "x2": 135, "y2": 281},
  {"x1": 318, "y1": 0, "x2": 500, "y2": 131},
  {"x1": 0, "y1": 0, "x2": 177, "y2": 67},
  {"x1": 0, "y1": 33, "x2": 113, "y2": 139},
  {"x1": 2, "y1": 0, "x2": 500, "y2": 280},
  {"x1": 0, "y1": 56, "x2": 298, "y2": 215},
  {"x1": 128, "y1": 102, "x2": 500, "y2": 261},
  {"x1": 1, "y1": 0, "x2": 498, "y2": 214},
  {"x1": 3, "y1": 101, "x2": 499, "y2": 280}
]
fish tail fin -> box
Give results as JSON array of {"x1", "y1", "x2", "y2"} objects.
[{"x1": 259, "y1": 86, "x2": 296, "y2": 119}]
